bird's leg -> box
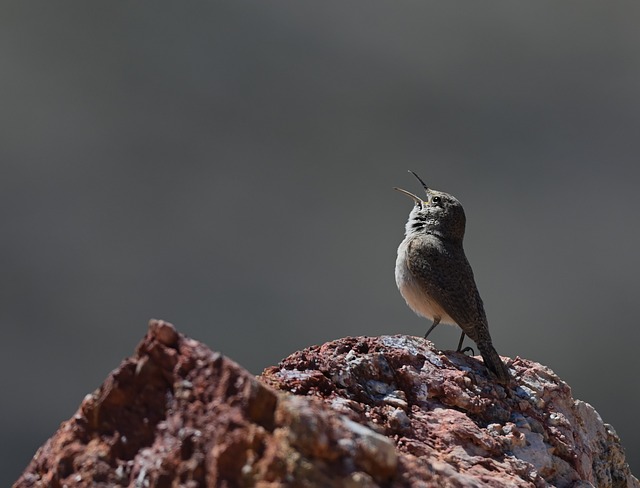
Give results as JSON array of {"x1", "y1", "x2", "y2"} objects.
[
  {"x1": 424, "y1": 317, "x2": 441, "y2": 339},
  {"x1": 457, "y1": 331, "x2": 475, "y2": 355}
]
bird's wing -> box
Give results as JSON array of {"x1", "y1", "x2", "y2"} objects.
[
  {"x1": 406, "y1": 238, "x2": 487, "y2": 338},
  {"x1": 405, "y1": 237, "x2": 510, "y2": 383}
]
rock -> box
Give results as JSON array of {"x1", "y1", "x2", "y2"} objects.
[
  {"x1": 262, "y1": 335, "x2": 639, "y2": 487},
  {"x1": 14, "y1": 322, "x2": 639, "y2": 488}
]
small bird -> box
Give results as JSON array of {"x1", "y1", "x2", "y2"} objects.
[{"x1": 394, "y1": 171, "x2": 510, "y2": 384}]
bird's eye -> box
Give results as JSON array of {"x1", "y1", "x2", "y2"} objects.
[{"x1": 431, "y1": 196, "x2": 441, "y2": 204}]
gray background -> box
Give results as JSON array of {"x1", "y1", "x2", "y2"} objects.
[{"x1": 3, "y1": 2, "x2": 639, "y2": 484}]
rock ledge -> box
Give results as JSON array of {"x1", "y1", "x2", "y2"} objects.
[{"x1": 15, "y1": 321, "x2": 639, "y2": 488}]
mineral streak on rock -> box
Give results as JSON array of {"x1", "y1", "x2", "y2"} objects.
[{"x1": 15, "y1": 323, "x2": 639, "y2": 488}]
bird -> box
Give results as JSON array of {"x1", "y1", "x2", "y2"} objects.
[{"x1": 394, "y1": 171, "x2": 510, "y2": 384}]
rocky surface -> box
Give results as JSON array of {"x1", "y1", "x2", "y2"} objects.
[
  {"x1": 15, "y1": 321, "x2": 639, "y2": 488},
  {"x1": 263, "y1": 335, "x2": 639, "y2": 487}
]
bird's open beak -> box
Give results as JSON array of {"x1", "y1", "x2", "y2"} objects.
[
  {"x1": 408, "y1": 170, "x2": 429, "y2": 192},
  {"x1": 393, "y1": 187, "x2": 423, "y2": 205}
]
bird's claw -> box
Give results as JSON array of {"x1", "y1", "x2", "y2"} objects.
[{"x1": 459, "y1": 346, "x2": 475, "y2": 356}]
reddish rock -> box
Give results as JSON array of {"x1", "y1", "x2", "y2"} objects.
[
  {"x1": 14, "y1": 322, "x2": 639, "y2": 488},
  {"x1": 262, "y1": 335, "x2": 638, "y2": 487}
]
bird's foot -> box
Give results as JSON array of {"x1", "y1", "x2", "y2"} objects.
[{"x1": 459, "y1": 346, "x2": 475, "y2": 356}]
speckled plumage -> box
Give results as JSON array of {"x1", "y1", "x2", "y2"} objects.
[{"x1": 395, "y1": 173, "x2": 510, "y2": 384}]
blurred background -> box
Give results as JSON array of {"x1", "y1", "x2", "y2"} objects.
[{"x1": 3, "y1": 1, "x2": 640, "y2": 484}]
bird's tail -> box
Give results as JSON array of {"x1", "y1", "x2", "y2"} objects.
[{"x1": 477, "y1": 341, "x2": 510, "y2": 385}]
